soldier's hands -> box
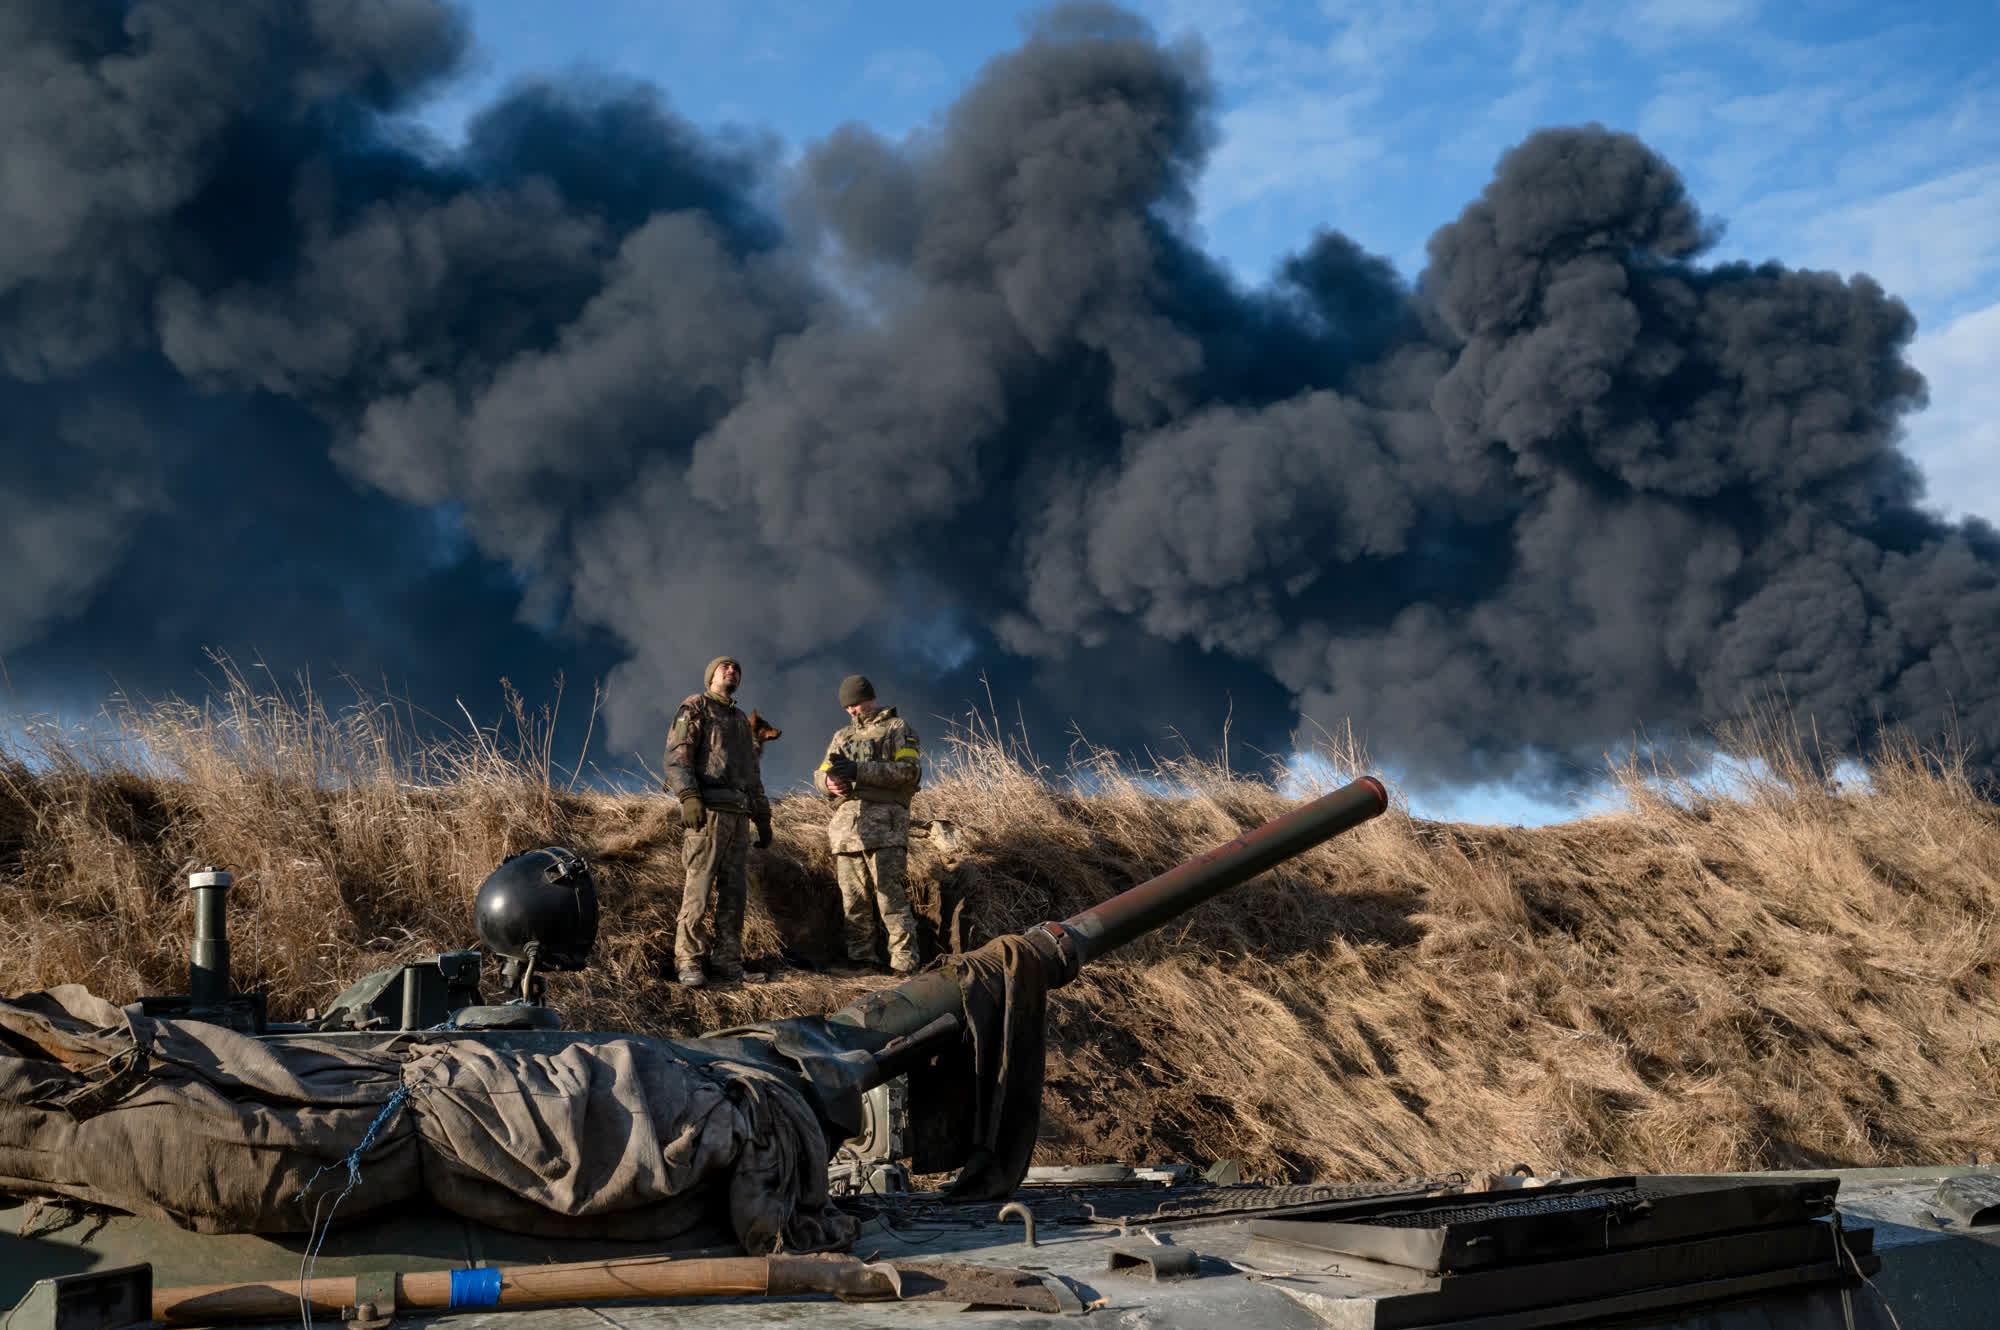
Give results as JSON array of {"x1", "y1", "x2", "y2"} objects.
[
  {"x1": 826, "y1": 754, "x2": 859, "y2": 786},
  {"x1": 753, "y1": 816, "x2": 773, "y2": 849},
  {"x1": 679, "y1": 793, "x2": 707, "y2": 831}
]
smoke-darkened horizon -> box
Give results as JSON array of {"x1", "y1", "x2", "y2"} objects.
[{"x1": 4, "y1": 0, "x2": 1993, "y2": 800}]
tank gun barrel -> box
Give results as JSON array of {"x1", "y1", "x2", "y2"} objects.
[
  {"x1": 1027, "y1": 775, "x2": 1388, "y2": 983},
  {"x1": 833, "y1": 775, "x2": 1388, "y2": 1039}
]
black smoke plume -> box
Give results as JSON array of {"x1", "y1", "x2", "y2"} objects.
[{"x1": 3, "y1": 0, "x2": 1992, "y2": 799}]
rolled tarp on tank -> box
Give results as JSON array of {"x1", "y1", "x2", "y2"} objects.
[{"x1": 0, "y1": 985, "x2": 855, "y2": 1253}]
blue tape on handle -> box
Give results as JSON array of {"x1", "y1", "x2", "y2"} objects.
[{"x1": 449, "y1": 1268, "x2": 503, "y2": 1308}]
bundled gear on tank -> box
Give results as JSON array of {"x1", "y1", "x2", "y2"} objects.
[{"x1": 0, "y1": 987, "x2": 857, "y2": 1252}]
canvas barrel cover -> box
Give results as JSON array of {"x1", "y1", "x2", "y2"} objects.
[{"x1": 0, "y1": 986, "x2": 856, "y2": 1252}]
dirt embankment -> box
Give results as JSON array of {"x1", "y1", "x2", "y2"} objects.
[{"x1": 4, "y1": 681, "x2": 1995, "y2": 1182}]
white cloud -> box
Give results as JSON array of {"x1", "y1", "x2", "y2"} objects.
[
  {"x1": 1796, "y1": 163, "x2": 2000, "y2": 312},
  {"x1": 1434, "y1": 79, "x2": 1555, "y2": 173},
  {"x1": 1319, "y1": 0, "x2": 1442, "y2": 73},
  {"x1": 1201, "y1": 89, "x2": 1385, "y2": 217},
  {"x1": 859, "y1": 48, "x2": 951, "y2": 101},
  {"x1": 1628, "y1": 0, "x2": 1760, "y2": 39},
  {"x1": 1903, "y1": 301, "x2": 2000, "y2": 526},
  {"x1": 1646, "y1": 75, "x2": 1877, "y2": 220},
  {"x1": 1636, "y1": 70, "x2": 1716, "y2": 145},
  {"x1": 1144, "y1": 0, "x2": 1332, "y2": 84},
  {"x1": 1632, "y1": 18, "x2": 1996, "y2": 236},
  {"x1": 1504, "y1": 2, "x2": 1606, "y2": 77}
]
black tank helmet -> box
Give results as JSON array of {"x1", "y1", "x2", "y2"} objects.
[{"x1": 473, "y1": 847, "x2": 598, "y2": 971}]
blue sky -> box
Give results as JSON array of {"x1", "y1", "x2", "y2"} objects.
[{"x1": 416, "y1": 0, "x2": 1999, "y2": 823}]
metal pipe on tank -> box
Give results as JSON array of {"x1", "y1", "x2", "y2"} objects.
[
  {"x1": 833, "y1": 776, "x2": 1389, "y2": 1037},
  {"x1": 1029, "y1": 775, "x2": 1389, "y2": 982},
  {"x1": 188, "y1": 868, "x2": 233, "y2": 1007}
]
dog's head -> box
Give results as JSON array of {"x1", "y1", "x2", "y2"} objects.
[{"x1": 749, "y1": 710, "x2": 781, "y2": 755}]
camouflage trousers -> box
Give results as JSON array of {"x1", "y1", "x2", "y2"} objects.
[
  {"x1": 834, "y1": 844, "x2": 920, "y2": 973},
  {"x1": 677, "y1": 810, "x2": 749, "y2": 972}
]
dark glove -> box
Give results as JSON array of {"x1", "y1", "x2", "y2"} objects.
[
  {"x1": 679, "y1": 793, "x2": 707, "y2": 831},
  {"x1": 826, "y1": 754, "x2": 859, "y2": 786},
  {"x1": 753, "y1": 816, "x2": 773, "y2": 849}
]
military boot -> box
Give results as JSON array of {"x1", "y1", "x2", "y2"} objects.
[{"x1": 678, "y1": 963, "x2": 708, "y2": 988}]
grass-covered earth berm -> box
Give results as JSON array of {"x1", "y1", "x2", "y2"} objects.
[{"x1": 4, "y1": 669, "x2": 1995, "y2": 1183}]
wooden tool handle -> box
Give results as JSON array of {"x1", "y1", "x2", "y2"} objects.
[{"x1": 152, "y1": 1254, "x2": 898, "y2": 1324}]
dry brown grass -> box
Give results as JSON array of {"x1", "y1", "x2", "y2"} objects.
[{"x1": 3, "y1": 671, "x2": 1995, "y2": 1184}]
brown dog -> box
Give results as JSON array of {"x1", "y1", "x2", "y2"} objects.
[{"x1": 749, "y1": 710, "x2": 781, "y2": 758}]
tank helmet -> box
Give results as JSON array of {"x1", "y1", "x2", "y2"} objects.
[{"x1": 473, "y1": 847, "x2": 599, "y2": 971}]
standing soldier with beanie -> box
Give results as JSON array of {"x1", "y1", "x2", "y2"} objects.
[
  {"x1": 814, "y1": 674, "x2": 923, "y2": 976},
  {"x1": 662, "y1": 655, "x2": 771, "y2": 988}
]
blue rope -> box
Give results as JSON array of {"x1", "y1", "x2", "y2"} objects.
[{"x1": 294, "y1": 1084, "x2": 412, "y2": 1330}]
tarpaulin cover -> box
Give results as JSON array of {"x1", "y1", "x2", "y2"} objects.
[
  {"x1": 940, "y1": 935, "x2": 1049, "y2": 1201},
  {"x1": 900, "y1": 934, "x2": 1049, "y2": 1201},
  {"x1": 0, "y1": 986, "x2": 856, "y2": 1252}
]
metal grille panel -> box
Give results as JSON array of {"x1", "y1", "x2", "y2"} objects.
[
  {"x1": 1351, "y1": 1186, "x2": 1669, "y2": 1228},
  {"x1": 843, "y1": 1174, "x2": 1469, "y2": 1232}
]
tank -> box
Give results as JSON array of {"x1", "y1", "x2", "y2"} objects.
[{"x1": 3, "y1": 774, "x2": 1994, "y2": 1330}]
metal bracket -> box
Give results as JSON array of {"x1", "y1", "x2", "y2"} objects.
[
  {"x1": 1, "y1": 1264, "x2": 152, "y2": 1330},
  {"x1": 1935, "y1": 1174, "x2": 2000, "y2": 1227},
  {"x1": 340, "y1": 1271, "x2": 396, "y2": 1330},
  {"x1": 1022, "y1": 922, "x2": 1082, "y2": 985},
  {"x1": 1034, "y1": 1272, "x2": 1088, "y2": 1316},
  {"x1": 1108, "y1": 1245, "x2": 1201, "y2": 1280}
]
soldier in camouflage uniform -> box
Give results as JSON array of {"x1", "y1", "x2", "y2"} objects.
[
  {"x1": 662, "y1": 655, "x2": 771, "y2": 988},
  {"x1": 813, "y1": 674, "x2": 923, "y2": 975}
]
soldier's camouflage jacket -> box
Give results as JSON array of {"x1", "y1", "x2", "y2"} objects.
[
  {"x1": 813, "y1": 706, "x2": 920, "y2": 853},
  {"x1": 664, "y1": 690, "x2": 770, "y2": 820}
]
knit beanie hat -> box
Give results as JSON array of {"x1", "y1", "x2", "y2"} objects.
[
  {"x1": 838, "y1": 674, "x2": 875, "y2": 706},
  {"x1": 705, "y1": 655, "x2": 742, "y2": 688}
]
